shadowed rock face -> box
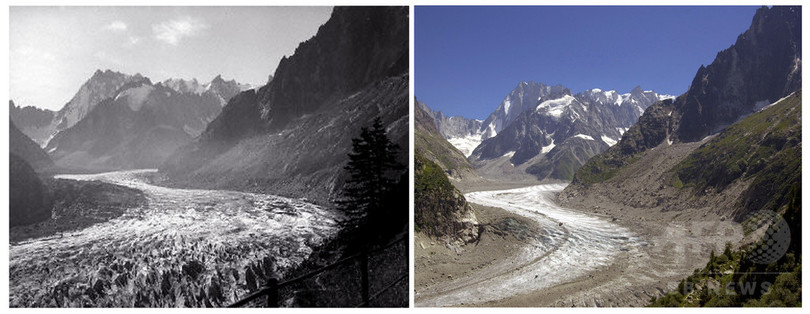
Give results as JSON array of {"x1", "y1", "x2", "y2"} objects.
[
  {"x1": 10, "y1": 120, "x2": 54, "y2": 172},
  {"x1": 161, "y1": 7, "x2": 409, "y2": 204},
  {"x1": 9, "y1": 154, "x2": 50, "y2": 227},
  {"x1": 676, "y1": 6, "x2": 801, "y2": 142},
  {"x1": 257, "y1": 6, "x2": 409, "y2": 130}
]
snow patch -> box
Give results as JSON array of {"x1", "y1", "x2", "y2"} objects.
[
  {"x1": 448, "y1": 134, "x2": 483, "y2": 158},
  {"x1": 601, "y1": 135, "x2": 617, "y2": 146},
  {"x1": 658, "y1": 94, "x2": 676, "y2": 101},
  {"x1": 486, "y1": 122, "x2": 498, "y2": 138},
  {"x1": 541, "y1": 139, "x2": 555, "y2": 154},
  {"x1": 503, "y1": 97, "x2": 512, "y2": 116},
  {"x1": 756, "y1": 92, "x2": 796, "y2": 113},
  {"x1": 753, "y1": 99, "x2": 770, "y2": 111},
  {"x1": 502, "y1": 150, "x2": 516, "y2": 158},
  {"x1": 536, "y1": 95, "x2": 575, "y2": 118},
  {"x1": 573, "y1": 134, "x2": 595, "y2": 141}
]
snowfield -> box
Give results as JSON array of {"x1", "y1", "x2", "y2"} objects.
[
  {"x1": 9, "y1": 169, "x2": 343, "y2": 307},
  {"x1": 447, "y1": 134, "x2": 484, "y2": 158},
  {"x1": 415, "y1": 184, "x2": 643, "y2": 307}
]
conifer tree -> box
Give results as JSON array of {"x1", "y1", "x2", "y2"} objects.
[{"x1": 339, "y1": 117, "x2": 404, "y2": 230}]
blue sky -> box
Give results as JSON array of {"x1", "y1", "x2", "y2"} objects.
[
  {"x1": 10, "y1": 6, "x2": 332, "y2": 111},
  {"x1": 416, "y1": 6, "x2": 760, "y2": 119}
]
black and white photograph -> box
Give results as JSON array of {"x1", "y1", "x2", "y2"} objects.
[{"x1": 8, "y1": 5, "x2": 408, "y2": 307}]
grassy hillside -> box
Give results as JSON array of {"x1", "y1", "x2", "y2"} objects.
[
  {"x1": 669, "y1": 92, "x2": 801, "y2": 219},
  {"x1": 648, "y1": 92, "x2": 802, "y2": 307},
  {"x1": 414, "y1": 103, "x2": 476, "y2": 179}
]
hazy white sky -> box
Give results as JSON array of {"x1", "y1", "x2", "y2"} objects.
[{"x1": 10, "y1": 6, "x2": 333, "y2": 111}]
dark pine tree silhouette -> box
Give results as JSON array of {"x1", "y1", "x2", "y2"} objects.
[{"x1": 338, "y1": 117, "x2": 404, "y2": 238}]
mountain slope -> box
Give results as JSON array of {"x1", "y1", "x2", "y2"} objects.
[
  {"x1": 572, "y1": 6, "x2": 801, "y2": 187},
  {"x1": 9, "y1": 154, "x2": 51, "y2": 227},
  {"x1": 9, "y1": 101, "x2": 55, "y2": 147},
  {"x1": 45, "y1": 76, "x2": 228, "y2": 171},
  {"x1": 562, "y1": 91, "x2": 801, "y2": 220},
  {"x1": 416, "y1": 99, "x2": 484, "y2": 157},
  {"x1": 415, "y1": 100, "x2": 478, "y2": 181},
  {"x1": 672, "y1": 91, "x2": 801, "y2": 218},
  {"x1": 470, "y1": 84, "x2": 669, "y2": 181},
  {"x1": 480, "y1": 81, "x2": 571, "y2": 140},
  {"x1": 414, "y1": 153, "x2": 479, "y2": 245},
  {"x1": 161, "y1": 7, "x2": 409, "y2": 205},
  {"x1": 10, "y1": 120, "x2": 54, "y2": 172},
  {"x1": 55, "y1": 70, "x2": 146, "y2": 134}
]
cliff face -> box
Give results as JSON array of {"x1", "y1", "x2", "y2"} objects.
[
  {"x1": 573, "y1": 6, "x2": 802, "y2": 186},
  {"x1": 161, "y1": 7, "x2": 409, "y2": 204},
  {"x1": 258, "y1": 7, "x2": 409, "y2": 130},
  {"x1": 676, "y1": 6, "x2": 801, "y2": 142}
]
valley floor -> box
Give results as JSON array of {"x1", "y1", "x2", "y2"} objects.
[{"x1": 415, "y1": 181, "x2": 740, "y2": 307}]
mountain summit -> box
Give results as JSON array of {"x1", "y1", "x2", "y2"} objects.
[
  {"x1": 573, "y1": 5, "x2": 802, "y2": 187},
  {"x1": 161, "y1": 7, "x2": 409, "y2": 204}
]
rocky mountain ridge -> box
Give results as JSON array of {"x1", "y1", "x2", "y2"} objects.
[
  {"x1": 468, "y1": 83, "x2": 672, "y2": 181},
  {"x1": 572, "y1": 5, "x2": 802, "y2": 188},
  {"x1": 160, "y1": 7, "x2": 409, "y2": 204},
  {"x1": 44, "y1": 74, "x2": 233, "y2": 171}
]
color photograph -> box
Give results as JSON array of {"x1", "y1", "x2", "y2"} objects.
[{"x1": 414, "y1": 5, "x2": 801, "y2": 307}]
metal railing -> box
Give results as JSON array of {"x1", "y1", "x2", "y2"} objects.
[{"x1": 228, "y1": 235, "x2": 407, "y2": 307}]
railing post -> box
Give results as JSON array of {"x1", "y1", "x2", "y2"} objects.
[
  {"x1": 360, "y1": 249, "x2": 370, "y2": 307},
  {"x1": 266, "y1": 277, "x2": 279, "y2": 307}
]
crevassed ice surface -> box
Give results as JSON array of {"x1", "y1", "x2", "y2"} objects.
[
  {"x1": 9, "y1": 169, "x2": 343, "y2": 307},
  {"x1": 416, "y1": 184, "x2": 642, "y2": 307}
]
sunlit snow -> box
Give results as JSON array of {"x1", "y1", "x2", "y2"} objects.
[
  {"x1": 536, "y1": 95, "x2": 576, "y2": 118},
  {"x1": 601, "y1": 135, "x2": 617, "y2": 146},
  {"x1": 448, "y1": 134, "x2": 483, "y2": 158}
]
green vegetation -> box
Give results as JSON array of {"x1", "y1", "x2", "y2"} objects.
[
  {"x1": 414, "y1": 153, "x2": 472, "y2": 238},
  {"x1": 670, "y1": 92, "x2": 801, "y2": 218},
  {"x1": 413, "y1": 101, "x2": 475, "y2": 176},
  {"x1": 414, "y1": 128, "x2": 474, "y2": 175},
  {"x1": 650, "y1": 183, "x2": 802, "y2": 307}
]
